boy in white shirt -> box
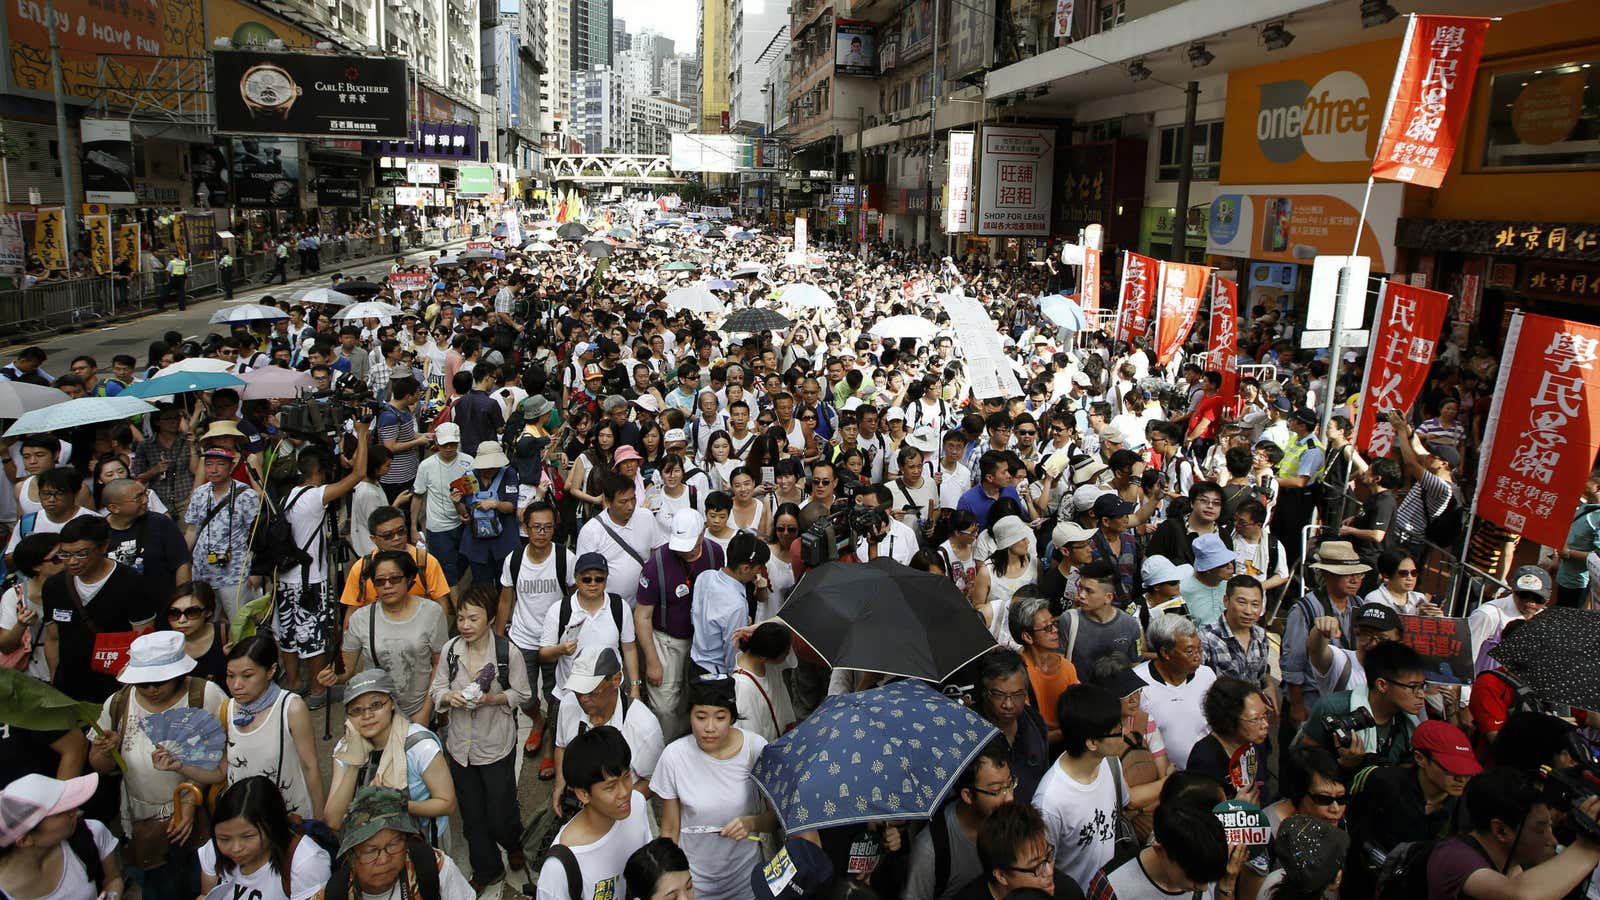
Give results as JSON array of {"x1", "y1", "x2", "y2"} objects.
[{"x1": 536, "y1": 726, "x2": 653, "y2": 900}]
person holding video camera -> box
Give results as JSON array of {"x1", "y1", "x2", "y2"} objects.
[{"x1": 1297, "y1": 640, "x2": 1427, "y2": 772}]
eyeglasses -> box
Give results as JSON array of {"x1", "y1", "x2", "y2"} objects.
[
  {"x1": 527, "y1": 522, "x2": 556, "y2": 533},
  {"x1": 370, "y1": 574, "x2": 408, "y2": 587},
  {"x1": 775, "y1": 524, "x2": 799, "y2": 533},
  {"x1": 1030, "y1": 621, "x2": 1059, "y2": 634},
  {"x1": 971, "y1": 777, "x2": 1020, "y2": 798},
  {"x1": 1307, "y1": 792, "x2": 1349, "y2": 807},
  {"x1": 353, "y1": 836, "x2": 408, "y2": 863},
  {"x1": 1239, "y1": 713, "x2": 1272, "y2": 725},
  {"x1": 1386, "y1": 679, "x2": 1428, "y2": 694},
  {"x1": 983, "y1": 687, "x2": 1028, "y2": 704},
  {"x1": 57, "y1": 550, "x2": 97, "y2": 561},
  {"x1": 347, "y1": 697, "x2": 391, "y2": 719},
  {"x1": 167, "y1": 606, "x2": 206, "y2": 621},
  {"x1": 1099, "y1": 729, "x2": 1126, "y2": 741},
  {"x1": 800, "y1": 415, "x2": 818, "y2": 422},
  {"x1": 38, "y1": 490, "x2": 66, "y2": 500},
  {"x1": 1006, "y1": 846, "x2": 1055, "y2": 878},
  {"x1": 579, "y1": 574, "x2": 608, "y2": 584},
  {"x1": 1016, "y1": 429, "x2": 1037, "y2": 437},
  {"x1": 813, "y1": 478, "x2": 833, "y2": 486}
]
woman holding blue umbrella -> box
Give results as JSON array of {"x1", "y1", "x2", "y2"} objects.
[{"x1": 655, "y1": 676, "x2": 775, "y2": 900}]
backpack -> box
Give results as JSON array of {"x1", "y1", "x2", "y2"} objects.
[
  {"x1": 443, "y1": 633, "x2": 513, "y2": 693},
  {"x1": 1424, "y1": 481, "x2": 1465, "y2": 551},
  {"x1": 509, "y1": 544, "x2": 571, "y2": 600},
  {"x1": 555, "y1": 591, "x2": 627, "y2": 656},
  {"x1": 248, "y1": 486, "x2": 319, "y2": 578}
]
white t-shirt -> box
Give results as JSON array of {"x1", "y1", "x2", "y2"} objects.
[
  {"x1": 554, "y1": 697, "x2": 665, "y2": 781},
  {"x1": 502, "y1": 547, "x2": 576, "y2": 652},
  {"x1": 539, "y1": 595, "x2": 637, "y2": 699},
  {"x1": 278, "y1": 486, "x2": 329, "y2": 585},
  {"x1": 652, "y1": 730, "x2": 769, "y2": 900},
  {"x1": 733, "y1": 662, "x2": 796, "y2": 742},
  {"x1": 1309, "y1": 645, "x2": 1365, "y2": 699},
  {"x1": 937, "y1": 463, "x2": 972, "y2": 510},
  {"x1": 4, "y1": 507, "x2": 102, "y2": 556},
  {"x1": 535, "y1": 792, "x2": 653, "y2": 900},
  {"x1": 1033, "y1": 757, "x2": 1130, "y2": 894},
  {"x1": 197, "y1": 834, "x2": 333, "y2": 900},
  {"x1": 1134, "y1": 661, "x2": 1218, "y2": 770},
  {"x1": 30, "y1": 818, "x2": 116, "y2": 900}
]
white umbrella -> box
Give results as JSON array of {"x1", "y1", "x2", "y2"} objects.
[
  {"x1": 296, "y1": 288, "x2": 353, "y2": 306},
  {"x1": 333, "y1": 301, "x2": 403, "y2": 321},
  {"x1": 870, "y1": 315, "x2": 939, "y2": 341},
  {"x1": 4, "y1": 396, "x2": 159, "y2": 437},
  {"x1": 731, "y1": 262, "x2": 769, "y2": 278},
  {"x1": 209, "y1": 303, "x2": 288, "y2": 325},
  {"x1": 152, "y1": 358, "x2": 232, "y2": 380},
  {"x1": 776, "y1": 283, "x2": 834, "y2": 310},
  {"x1": 0, "y1": 381, "x2": 67, "y2": 419},
  {"x1": 526, "y1": 242, "x2": 557, "y2": 253},
  {"x1": 662, "y1": 284, "x2": 726, "y2": 315}
]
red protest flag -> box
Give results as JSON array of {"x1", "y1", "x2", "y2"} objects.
[
  {"x1": 1154, "y1": 261, "x2": 1211, "y2": 366},
  {"x1": 1209, "y1": 277, "x2": 1240, "y2": 413},
  {"x1": 1115, "y1": 251, "x2": 1158, "y2": 346},
  {"x1": 1081, "y1": 247, "x2": 1102, "y2": 316},
  {"x1": 1472, "y1": 313, "x2": 1600, "y2": 550},
  {"x1": 1371, "y1": 15, "x2": 1492, "y2": 189},
  {"x1": 1355, "y1": 281, "x2": 1452, "y2": 456}
]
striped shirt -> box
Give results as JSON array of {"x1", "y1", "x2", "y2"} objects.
[
  {"x1": 375, "y1": 404, "x2": 420, "y2": 486},
  {"x1": 1394, "y1": 470, "x2": 1453, "y2": 541}
]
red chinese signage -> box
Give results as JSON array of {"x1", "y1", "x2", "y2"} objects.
[
  {"x1": 1153, "y1": 261, "x2": 1211, "y2": 366},
  {"x1": 1473, "y1": 313, "x2": 1600, "y2": 549},
  {"x1": 1371, "y1": 15, "x2": 1492, "y2": 189},
  {"x1": 1209, "y1": 278, "x2": 1240, "y2": 412},
  {"x1": 1355, "y1": 281, "x2": 1451, "y2": 456},
  {"x1": 1081, "y1": 247, "x2": 1101, "y2": 315},
  {"x1": 388, "y1": 272, "x2": 432, "y2": 295},
  {"x1": 1115, "y1": 251, "x2": 1157, "y2": 346}
]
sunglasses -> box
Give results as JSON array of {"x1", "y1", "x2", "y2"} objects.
[
  {"x1": 578, "y1": 574, "x2": 607, "y2": 584},
  {"x1": 167, "y1": 606, "x2": 205, "y2": 621},
  {"x1": 370, "y1": 574, "x2": 408, "y2": 587},
  {"x1": 1307, "y1": 792, "x2": 1349, "y2": 807}
]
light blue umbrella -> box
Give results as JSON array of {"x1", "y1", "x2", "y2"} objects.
[
  {"x1": 729, "y1": 231, "x2": 756, "y2": 241},
  {"x1": 4, "y1": 396, "x2": 158, "y2": 437},
  {"x1": 706, "y1": 279, "x2": 738, "y2": 291},
  {"x1": 752, "y1": 679, "x2": 1000, "y2": 832},
  {"x1": 1039, "y1": 293, "x2": 1088, "y2": 331},
  {"x1": 123, "y1": 371, "x2": 245, "y2": 399}
]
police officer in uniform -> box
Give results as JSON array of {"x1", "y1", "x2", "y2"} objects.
[
  {"x1": 218, "y1": 248, "x2": 235, "y2": 300},
  {"x1": 162, "y1": 251, "x2": 189, "y2": 311},
  {"x1": 1273, "y1": 406, "x2": 1326, "y2": 576}
]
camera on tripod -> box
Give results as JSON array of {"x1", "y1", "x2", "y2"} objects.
[
  {"x1": 798, "y1": 481, "x2": 889, "y2": 568},
  {"x1": 278, "y1": 380, "x2": 382, "y2": 443}
]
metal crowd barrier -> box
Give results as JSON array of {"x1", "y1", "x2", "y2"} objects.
[
  {"x1": 0, "y1": 277, "x2": 116, "y2": 334},
  {"x1": 1239, "y1": 364, "x2": 1278, "y2": 384}
]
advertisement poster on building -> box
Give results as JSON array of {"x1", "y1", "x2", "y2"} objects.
[
  {"x1": 6, "y1": 0, "x2": 204, "y2": 101},
  {"x1": 85, "y1": 216, "x2": 113, "y2": 274},
  {"x1": 1054, "y1": 0, "x2": 1074, "y2": 39},
  {"x1": 899, "y1": 0, "x2": 935, "y2": 62},
  {"x1": 1472, "y1": 312, "x2": 1600, "y2": 550},
  {"x1": 1354, "y1": 280, "x2": 1450, "y2": 457},
  {"x1": 976, "y1": 126, "x2": 1055, "y2": 237},
  {"x1": 457, "y1": 164, "x2": 494, "y2": 196},
  {"x1": 116, "y1": 224, "x2": 142, "y2": 273},
  {"x1": 80, "y1": 120, "x2": 136, "y2": 205},
  {"x1": 315, "y1": 178, "x2": 361, "y2": 207},
  {"x1": 1370, "y1": 16, "x2": 1492, "y2": 189},
  {"x1": 946, "y1": 0, "x2": 995, "y2": 80},
  {"x1": 407, "y1": 162, "x2": 442, "y2": 185},
  {"x1": 191, "y1": 145, "x2": 231, "y2": 209},
  {"x1": 212, "y1": 50, "x2": 411, "y2": 140},
  {"x1": 33, "y1": 210, "x2": 66, "y2": 271},
  {"x1": 231, "y1": 138, "x2": 301, "y2": 208},
  {"x1": 835, "y1": 22, "x2": 877, "y2": 76},
  {"x1": 1206, "y1": 182, "x2": 1402, "y2": 272},
  {"x1": 946, "y1": 132, "x2": 975, "y2": 234}
]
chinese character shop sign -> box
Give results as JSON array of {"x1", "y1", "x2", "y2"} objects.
[
  {"x1": 977, "y1": 126, "x2": 1055, "y2": 237},
  {"x1": 1474, "y1": 313, "x2": 1600, "y2": 551},
  {"x1": 1371, "y1": 15, "x2": 1491, "y2": 189}
]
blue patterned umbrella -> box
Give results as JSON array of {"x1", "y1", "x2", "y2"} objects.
[{"x1": 752, "y1": 679, "x2": 999, "y2": 833}]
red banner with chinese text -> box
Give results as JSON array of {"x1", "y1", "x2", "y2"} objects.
[
  {"x1": 1153, "y1": 261, "x2": 1211, "y2": 366},
  {"x1": 1473, "y1": 313, "x2": 1600, "y2": 549},
  {"x1": 1115, "y1": 251, "x2": 1158, "y2": 346},
  {"x1": 1371, "y1": 15, "x2": 1492, "y2": 189},
  {"x1": 1081, "y1": 247, "x2": 1101, "y2": 315},
  {"x1": 1355, "y1": 281, "x2": 1451, "y2": 457},
  {"x1": 1209, "y1": 277, "x2": 1240, "y2": 413}
]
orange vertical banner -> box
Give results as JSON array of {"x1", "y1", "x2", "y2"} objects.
[
  {"x1": 1114, "y1": 251, "x2": 1157, "y2": 346},
  {"x1": 1354, "y1": 280, "x2": 1451, "y2": 456},
  {"x1": 1153, "y1": 261, "x2": 1211, "y2": 366},
  {"x1": 1371, "y1": 15, "x2": 1492, "y2": 189}
]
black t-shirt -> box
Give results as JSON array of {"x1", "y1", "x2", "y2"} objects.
[
  {"x1": 1185, "y1": 734, "x2": 1266, "y2": 800},
  {"x1": 0, "y1": 723, "x2": 67, "y2": 779},
  {"x1": 44, "y1": 563, "x2": 156, "y2": 702},
  {"x1": 107, "y1": 512, "x2": 191, "y2": 606},
  {"x1": 1351, "y1": 491, "x2": 1399, "y2": 565}
]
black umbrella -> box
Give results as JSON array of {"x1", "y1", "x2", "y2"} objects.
[
  {"x1": 334, "y1": 280, "x2": 383, "y2": 296},
  {"x1": 1489, "y1": 606, "x2": 1600, "y2": 710},
  {"x1": 459, "y1": 248, "x2": 495, "y2": 261},
  {"x1": 582, "y1": 240, "x2": 613, "y2": 259},
  {"x1": 777, "y1": 558, "x2": 996, "y2": 681},
  {"x1": 724, "y1": 307, "x2": 792, "y2": 332},
  {"x1": 557, "y1": 222, "x2": 590, "y2": 240}
]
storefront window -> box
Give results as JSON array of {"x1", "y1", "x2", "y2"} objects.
[{"x1": 1481, "y1": 59, "x2": 1600, "y2": 169}]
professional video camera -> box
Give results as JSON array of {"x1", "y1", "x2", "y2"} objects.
[
  {"x1": 1321, "y1": 706, "x2": 1377, "y2": 750},
  {"x1": 277, "y1": 380, "x2": 383, "y2": 444},
  {"x1": 798, "y1": 481, "x2": 889, "y2": 568}
]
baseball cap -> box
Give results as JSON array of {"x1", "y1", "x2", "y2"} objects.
[
  {"x1": 345, "y1": 668, "x2": 397, "y2": 704},
  {"x1": 434, "y1": 422, "x2": 461, "y2": 445},
  {"x1": 1052, "y1": 520, "x2": 1096, "y2": 547},
  {"x1": 1098, "y1": 426, "x2": 1125, "y2": 445},
  {"x1": 0, "y1": 773, "x2": 99, "y2": 848},
  {"x1": 663, "y1": 428, "x2": 689, "y2": 445},
  {"x1": 1353, "y1": 603, "x2": 1402, "y2": 633},
  {"x1": 668, "y1": 508, "x2": 705, "y2": 552},
  {"x1": 201, "y1": 448, "x2": 238, "y2": 461},
  {"x1": 1430, "y1": 445, "x2": 1461, "y2": 469},
  {"x1": 1412, "y1": 720, "x2": 1484, "y2": 776},
  {"x1": 1071, "y1": 371, "x2": 1091, "y2": 387},
  {"x1": 574, "y1": 342, "x2": 595, "y2": 357},
  {"x1": 884, "y1": 407, "x2": 906, "y2": 422},
  {"x1": 583, "y1": 363, "x2": 603, "y2": 380},
  {"x1": 1073, "y1": 484, "x2": 1111, "y2": 516},
  {"x1": 565, "y1": 646, "x2": 623, "y2": 695},
  {"x1": 633, "y1": 394, "x2": 661, "y2": 414},
  {"x1": 1103, "y1": 665, "x2": 1149, "y2": 699},
  {"x1": 1093, "y1": 493, "x2": 1136, "y2": 518},
  {"x1": 575, "y1": 551, "x2": 609, "y2": 574},
  {"x1": 1511, "y1": 565, "x2": 1552, "y2": 600}
]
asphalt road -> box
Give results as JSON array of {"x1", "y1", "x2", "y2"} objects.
[{"x1": 0, "y1": 239, "x2": 471, "y2": 365}]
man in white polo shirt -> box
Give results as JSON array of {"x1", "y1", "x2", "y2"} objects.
[
  {"x1": 1135, "y1": 612, "x2": 1217, "y2": 770},
  {"x1": 575, "y1": 472, "x2": 659, "y2": 605}
]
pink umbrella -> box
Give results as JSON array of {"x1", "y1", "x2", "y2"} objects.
[{"x1": 240, "y1": 367, "x2": 314, "y2": 401}]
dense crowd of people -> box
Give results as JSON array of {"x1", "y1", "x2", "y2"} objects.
[{"x1": 0, "y1": 202, "x2": 1597, "y2": 900}]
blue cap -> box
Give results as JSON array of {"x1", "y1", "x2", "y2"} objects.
[{"x1": 575, "y1": 551, "x2": 609, "y2": 574}]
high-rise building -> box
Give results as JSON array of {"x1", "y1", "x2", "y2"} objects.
[
  {"x1": 618, "y1": 46, "x2": 656, "y2": 97},
  {"x1": 726, "y1": 0, "x2": 787, "y2": 132},
  {"x1": 696, "y1": 0, "x2": 730, "y2": 133},
  {"x1": 571, "y1": 0, "x2": 613, "y2": 73},
  {"x1": 541, "y1": 0, "x2": 573, "y2": 149},
  {"x1": 481, "y1": 0, "x2": 547, "y2": 174},
  {"x1": 660, "y1": 54, "x2": 698, "y2": 104},
  {"x1": 612, "y1": 17, "x2": 631, "y2": 56},
  {"x1": 633, "y1": 29, "x2": 677, "y2": 95}
]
